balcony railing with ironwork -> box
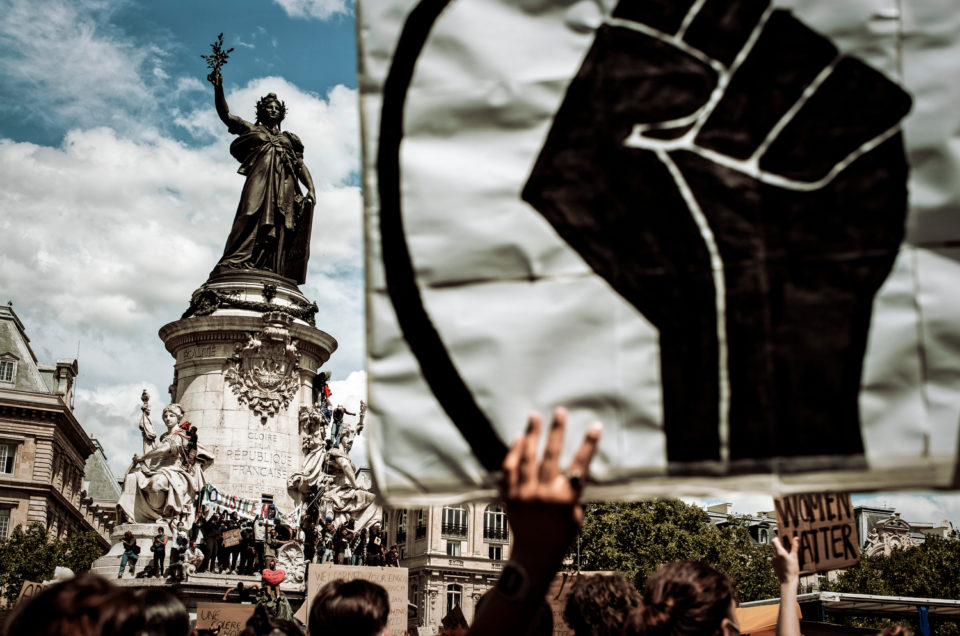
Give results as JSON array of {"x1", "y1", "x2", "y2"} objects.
[
  {"x1": 483, "y1": 526, "x2": 509, "y2": 542},
  {"x1": 415, "y1": 525, "x2": 427, "y2": 539},
  {"x1": 441, "y1": 523, "x2": 468, "y2": 537}
]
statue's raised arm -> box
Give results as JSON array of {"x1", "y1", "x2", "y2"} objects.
[
  {"x1": 208, "y1": 69, "x2": 237, "y2": 129},
  {"x1": 203, "y1": 39, "x2": 318, "y2": 285}
]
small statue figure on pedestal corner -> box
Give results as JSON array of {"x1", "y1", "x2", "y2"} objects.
[{"x1": 204, "y1": 33, "x2": 317, "y2": 285}]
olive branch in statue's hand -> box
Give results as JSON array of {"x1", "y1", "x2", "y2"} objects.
[{"x1": 202, "y1": 33, "x2": 234, "y2": 84}]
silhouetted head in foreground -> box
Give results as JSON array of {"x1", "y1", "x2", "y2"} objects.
[
  {"x1": 632, "y1": 561, "x2": 738, "y2": 636},
  {"x1": 2, "y1": 573, "x2": 145, "y2": 636},
  {"x1": 564, "y1": 572, "x2": 641, "y2": 636},
  {"x1": 308, "y1": 578, "x2": 389, "y2": 636}
]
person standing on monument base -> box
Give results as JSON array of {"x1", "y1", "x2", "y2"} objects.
[
  {"x1": 199, "y1": 510, "x2": 220, "y2": 573},
  {"x1": 217, "y1": 514, "x2": 231, "y2": 573},
  {"x1": 320, "y1": 514, "x2": 336, "y2": 564},
  {"x1": 151, "y1": 526, "x2": 168, "y2": 578},
  {"x1": 300, "y1": 513, "x2": 317, "y2": 564},
  {"x1": 253, "y1": 512, "x2": 267, "y2": 571},
  {"x1": 207, "y1": 68, "x2": 317, "y2": 284},
  {"x1": 365, "y1": 523, "x2": 385, "y2": 566}
]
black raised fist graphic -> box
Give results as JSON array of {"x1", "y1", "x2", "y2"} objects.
[{"x1": 523, "y1": 0, "x2": 912, "y2": 469}]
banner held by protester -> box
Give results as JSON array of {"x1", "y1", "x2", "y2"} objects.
[{"x1": 359, "y1": 0, "x2": 960, "y2": 502}]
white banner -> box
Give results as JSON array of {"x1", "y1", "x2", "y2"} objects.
[{"x1": 361, "y1": 0, "x2": 960, "y2": 502}]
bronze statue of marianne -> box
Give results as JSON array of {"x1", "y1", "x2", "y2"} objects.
[{"x1": 208, "y1": 69, "x2": 317, "y2": 284}]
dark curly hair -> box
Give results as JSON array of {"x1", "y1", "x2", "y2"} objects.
[
  {"x1": 564, "y1": 572, "x2": 642, "y2": 636},
  {"x1": 632, "y1": 561, "x2": 737, "y2": 636},
  {"x1": 308, "y1": 578, "x2": 389, "y2": 636},
  {"x1": 255, "y1": 93, "x2": 287, "y2": 125}
]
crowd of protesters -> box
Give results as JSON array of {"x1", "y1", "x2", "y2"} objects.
[
  {"x1": 115, "y1": 504, "x2": 404, "y2": 582},
  {"x1": 3, "y1": 408, "x2": 911, "y2": 636}
]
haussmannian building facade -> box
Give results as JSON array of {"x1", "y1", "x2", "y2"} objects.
[
  {"x1": 383, "y1": 502, "x2": 513, "y2": 635},
  {"x1": 0, "y1": 304, "x2": 116, "y2": 548}
]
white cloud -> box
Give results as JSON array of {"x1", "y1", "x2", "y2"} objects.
[
  {"x1": 0, "y1": 0, "x2": 163, "y2": 135},
  {"x1": 75, "y1": 381, "x2": 163, "y2": 476},
  {"x1": 853, "y1": 493, "x2": 960, "y2": 527},
  {"x1": 271, "y1": 0, "x2": 352, "y2": 20}
]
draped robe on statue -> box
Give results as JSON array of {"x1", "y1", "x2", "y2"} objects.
[
  {"x1": 119, "y1": 430, "x2": 213, "y2": 525},
  {"x1": 215, "y1": 117, "x2": 314, "y2": 284}
]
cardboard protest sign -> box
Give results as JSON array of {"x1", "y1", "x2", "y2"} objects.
[
  {"x1": 195, "y1": 603, "x2": 255, "y2": 636},
  {"x1": 294, "y1": 564, "x2": 408, "y2": 636},
  {"x1": 360, "y1": 0, "x2": 960, "y2": 501},
  {"x1": 16, "y1": 580, "x2": 46, "y2": 604},
  {"x1": 222, "y1": 528, "x2": 241, "y2": 548},
  {"x1": 774, "y1": 492, "x2": 859, "y2": 574}
]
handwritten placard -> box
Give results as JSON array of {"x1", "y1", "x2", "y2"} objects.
[
  {"x1": 16, "y1": 580, "x2": 46, "y2": 604},
  {"x1": 296, "y1": 564, "x2": 408, "y2": 636},
  {"x1": 774, "y1": 491, "x2": 860, "y2": 574},
  {"x1": 222, "y1": 528, "x2": 241, "y2": 548},
  {"x1": 195, "y1": 602, "x2": 255, "y2": 636}
]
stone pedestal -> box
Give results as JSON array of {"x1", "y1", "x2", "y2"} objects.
[{"x1": 159, "y1": 271, "x2": 337, "y2": 514}]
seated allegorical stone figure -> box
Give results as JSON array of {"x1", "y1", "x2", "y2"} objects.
[{"x1": 120, "y1": 403, "x2": 213, "y2": 526}]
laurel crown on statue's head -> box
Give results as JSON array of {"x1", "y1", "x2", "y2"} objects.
[{"x1": 256, "y1": 93, "x2": 287, "y2": 124}]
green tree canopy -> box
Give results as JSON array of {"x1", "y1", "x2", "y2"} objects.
[
  {"x1": 822, "y1": 535, "x2": 960, "y2": 636},
  {"x1": 573, "y1": 499, "x2": 780, "y2": 602},
  {"x1": 0, "y1": 523, "x2": 106, "y2": 608}
]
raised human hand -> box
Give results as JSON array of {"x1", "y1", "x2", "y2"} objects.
[
  {"x1": 501, "y1": 408, "x2": 601, "y2": 571},
  {"x1": 207, "y1": 69, "x2": 223, "y2": 88},
  {"x1": 771, "y1": 535, "x2": 800, "y2": 585},
  {"x1": 523, "y1": 0, "x2": 912, "y2": 469}
]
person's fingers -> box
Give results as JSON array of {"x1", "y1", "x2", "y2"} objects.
[
  {"x1": 539, "y1": 407, "x2": 567, "y2": 484},
  {"x1": 518, "y1": 412, "x2": 542, "y2": 489},
  {"x1": 790, "y1": 535, "x2": 800, "y2": 555},
  {"x1": 566, "y1": 421, "x2": 603, "y2": 481},
  {"x1": 771, "y1": 536, "x2": 787, "y2": 557},
  {"x1": 501, "y1": 435, "x2": 524, "y2": 498}
]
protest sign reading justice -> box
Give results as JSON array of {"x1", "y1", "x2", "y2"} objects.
[
  {"x1": 360, "y1": 0, "x2": 960, "y2": 502},
  {"x1": 774, "y1": 492, "x2": 860, "y2": 574}
]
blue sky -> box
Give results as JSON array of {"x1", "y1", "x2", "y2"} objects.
[
  {"x1": 1, "y1": 0, "x2": 958, "y2": 529},
  {"x1": 0, "y1": 0, "x2": 366, "y2": 475}
]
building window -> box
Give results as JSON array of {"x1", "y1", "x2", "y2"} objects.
[
  {"x1": 396, "y1": 509, "x2": 408, "y2": 543},
  {"x1": 0, "y1": 508, "x2": 9, "y2": 539},
  {"x1": 0, "y1": 444, "x2": 14, "y2": 475},
  {"x1": 416, "y1": 509, "x2": 427, "y2": 539},
  {"x1": 489, "y1": 545, "x2": 502, "y2": 561},
  {"x1": 442, "y1": 505, "x2": 467, "y2": 537},
  {"x1": 759, "y1": 528, "x2": 769, "y2": 544},
  {"x1": 483, "y1": 504, "x2": 509, "y2": 541},
  {"x1": 446, "y1": 540, "x2": 462, "y2": 557},
  {"x1": 0, "y1": 359, "x2": 14, "y2": 383},
  {"x1": 446, "y1": 584, "x2": 462, "y2": 615}
]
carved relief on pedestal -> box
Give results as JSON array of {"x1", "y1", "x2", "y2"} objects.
[{"x1": 224, "y1": 312, "x2": 302, "y2": 420}]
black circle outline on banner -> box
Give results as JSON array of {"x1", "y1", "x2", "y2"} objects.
[{"x1": 377, "y1": 0, "x2": 509, "y2": 473}]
